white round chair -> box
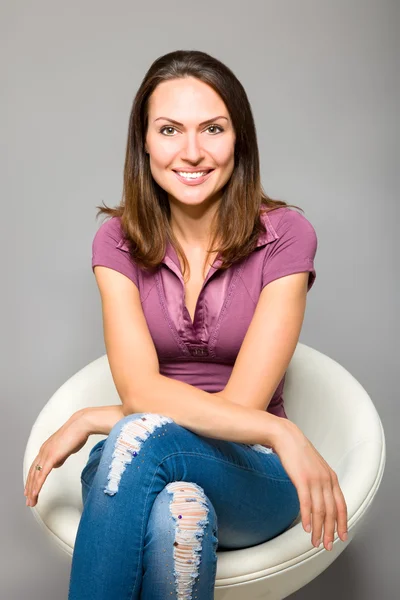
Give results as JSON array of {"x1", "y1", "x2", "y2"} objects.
[{"x1": 23, "y1": 343, "x2": 386, "y2": 599}]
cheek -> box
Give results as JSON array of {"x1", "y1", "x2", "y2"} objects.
[
  {"x1": 148, "y1": 153, "x2": 174, "y2": 186},
  {"x1": 149, "y1": 147, "x2": 172, "y2": 169},
  {"x1": 147, "y1": 134, "x2": 176, "y2": 167},
  {"x1": 212, "y1": 140, "x2": 235, "y2": 168},
  {"x1": 218, "y1": 152, "x2": 235, "y2": 177},
  {"x1": 149, "y1": 166, "x2": 171, "y2": 192}
]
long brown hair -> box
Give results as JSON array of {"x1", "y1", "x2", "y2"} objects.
[{"x1": 95, "y1": 49, "x2": 303, "y2": 280}]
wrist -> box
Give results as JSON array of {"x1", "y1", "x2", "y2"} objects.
[
  {"x1": 80, "y1": 405, "x2": 125, "y2": 436},
  {"x1": 212, "y1": 391, "x2": 292, "y2": 448},
  {"x1": 261, "y1": 412, "x2": 294, "y2": 449},
  {"x1": 269, "y1": 416, "x2": 300, "y2": 451},
  {"x1": 74, "y1": 408, "x2": 95, "y2": 436}
]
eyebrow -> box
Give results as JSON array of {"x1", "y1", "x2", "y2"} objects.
[{"x1": 153, "y1": 116, "x2": 229, "y2": 127}]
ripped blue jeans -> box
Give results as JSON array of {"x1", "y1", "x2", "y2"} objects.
[{"x1": 68, "y1": 412, "x2": 300, "y2": 600}]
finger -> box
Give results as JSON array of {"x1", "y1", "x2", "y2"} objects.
[
  {"x1": 297, "y1": 481, "x2": 312, "y2": 535},
  {"x1": 30, "y1": 463, "x2": 42, "y2": 504},
  {"x1": 332, "y1": 475, "x2": 348, "y2": 541},
  {"x1": 26, "y1": 458, "x2": 39, "y2": 503},
  {"x1": 315, "y1": 454, "x2": 348, "y2": 543},
  {"x1": 27, "y1": 455, "x2": 46, "y2": 506},
  {"x1": 24, "y1": 463, "x2": 32, "y2": 495},
  {"x1": 310, "y1": 481, "x2": 326, "y2": 547},
  {"x1": 322, "y1": 478, "x2": 337, "y2": 551},
  {"x1": 33, "y1": 457, "x2": 52, "y2": 505},
  {"x1": 28, "y1": 470, "x2": 42, "y2": 506}
]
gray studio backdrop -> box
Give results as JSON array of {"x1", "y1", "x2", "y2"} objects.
[{"x1": 3, "y1": 1, "x2": 398, "y2": 598}]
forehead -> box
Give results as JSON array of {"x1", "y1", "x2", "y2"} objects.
[{"x1": 148, "y1": 78, "x2": 227, "y2": 119}]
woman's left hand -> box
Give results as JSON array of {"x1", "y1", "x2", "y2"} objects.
[{"x1": 24, "y1": 410, "x2": 90, "y2": 507}]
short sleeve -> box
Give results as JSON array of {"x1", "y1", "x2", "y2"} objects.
[
  {"x1": 262, "y1": 209, "x2": 318, "y2": 292},
  {"x1": 92, "y1": 217, "x2": 139, "y2": 288}
]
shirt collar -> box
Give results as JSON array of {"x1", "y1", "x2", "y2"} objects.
[
  {"x1": 162, "y1": 209, "x2": 280, "y2": 272},
  {"x1": 116, "y1": 209, "x2": 280, "y2": 270}
]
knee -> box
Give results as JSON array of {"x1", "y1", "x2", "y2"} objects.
[
  {"x1": 106, "y1": 412, "x2": 175, "y2": 451},
  {"x1": 103, "y1": 413, "x2": 183, "y2": 496},
  {"x1": 108, "y1": 412, "x2": 172, "y2": 436}
]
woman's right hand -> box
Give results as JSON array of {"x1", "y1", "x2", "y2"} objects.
[
  {"x1": 274, "y1": 420, "x2": 348, "y2": 551},
  {"x1": 24, "y1": 410, "x2": 90, "y2": 507}
]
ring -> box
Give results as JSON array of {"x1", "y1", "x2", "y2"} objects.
[{"x1": 35, "y1": 465, "x2": 43, "y2": 471}]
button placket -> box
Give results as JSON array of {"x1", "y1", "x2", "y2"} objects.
[{"x1": 187, "y1": 345, "x2": 209, "y2": 357}]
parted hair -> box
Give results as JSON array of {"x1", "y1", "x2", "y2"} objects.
[{"x1": 95, "y1": 49, "x2": 303, "y2": 281}]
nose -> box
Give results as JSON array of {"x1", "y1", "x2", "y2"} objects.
[{"x1": 181, "y1": 132, "x2": 205, "y2": 163}]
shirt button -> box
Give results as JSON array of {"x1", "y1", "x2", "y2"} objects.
[{"x1": 189, "y1": 346, "x2": 209, "y2": 357}]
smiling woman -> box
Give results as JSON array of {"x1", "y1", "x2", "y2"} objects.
[
  {"x1": 143, "y1": 77, "x2": 237, "y2": 250},
  {"x1": 45, "y1": 49, "x2": 349, "y2": 600}
]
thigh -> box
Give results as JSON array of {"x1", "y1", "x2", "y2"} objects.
[
  {"x1": 80, "y1": 414, "x2": 299, "y2": 549},
  {"x1": 182, "y1": 438, "x2": 300, "y2": 549}
]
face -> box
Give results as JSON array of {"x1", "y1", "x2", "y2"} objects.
[{"x1": 145, "y1": 77, "x2": 236, "y2": 210}]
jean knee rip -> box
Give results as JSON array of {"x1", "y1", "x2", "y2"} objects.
[
  {"x1": 104, "y1": 413, "x2": 173, "y2": 496},
  {"x1": 250, "y1": 443, "x2": 275, "y2": 455},
  {"x1": 165, "y1": 482, "x2": 210, "y2": 600}
]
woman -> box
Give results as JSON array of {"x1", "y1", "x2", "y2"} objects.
[{"x1": 24, "y1": 50, "x2": 348, "y2": 599}]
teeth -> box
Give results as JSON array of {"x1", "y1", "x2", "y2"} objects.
[{"x1": 177, "y1": 171, "x2": 209, "y2": 179}]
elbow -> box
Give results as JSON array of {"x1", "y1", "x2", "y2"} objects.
[
  {"x1": 121, "y1": 403, "x2": 132, "y2": 417},
  {"x1": 119, "y1": 376, "x2": 160, "y2": 417},
  {"x1": 120, "y1": 394, "x2": 143, "y2": 416},
  {"x1": 116, "y1": 376, "x2": 156, "y2": 416}
]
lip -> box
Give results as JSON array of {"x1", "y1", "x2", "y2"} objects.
[
  {"x1": 172, "y1": 167, "x2": 215, "y2": 172},
  {"x1": 173, "y1": 169, "x2": 215, "y2": 186}
]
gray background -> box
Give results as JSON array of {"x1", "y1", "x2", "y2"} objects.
[{"x1": 3, "y1": 0, "x2": 398, "y2": 598}]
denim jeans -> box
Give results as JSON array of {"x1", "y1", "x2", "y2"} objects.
[{"x1": 68, "y1": 412, "x2": 300, "y2": 600}]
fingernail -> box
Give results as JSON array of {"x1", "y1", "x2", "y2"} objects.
[
  {"x1": 327, "y1": 541, "x2": 333, "y2": 551},
  {"x1": 342, "y1": 532, "x2": 348, "y2": 541},
  {"x1": 305, "y1": 524, "x2": 311, "y2": 533}
]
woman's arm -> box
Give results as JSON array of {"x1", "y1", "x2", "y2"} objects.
[
  {"x1": 121, "y1": 380, "x2": 286, "y2": 447},
  {"x1": 77, "y1": 396, "x2": 230, "y2": 436},
  {"x1": 76, "y1": 394, "x2": 234, "y2": 437},
  {"x1": 78, "y1": 390, "x2": 286, "y2": 449}
]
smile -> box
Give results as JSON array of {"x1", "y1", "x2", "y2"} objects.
[{"x1": 173, "y1": 170, "x2": 214, "y2": 186}]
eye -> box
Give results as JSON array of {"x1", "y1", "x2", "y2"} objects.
[
  {"x1": 159, "y1": 124, "x2": 225, "y2": 136},
  {"x1": 206, "y1": 125, "x2": 224, "y2": 134},
  {"x1": 159, "y1": 126, "x2": 177, "y2": 136}
]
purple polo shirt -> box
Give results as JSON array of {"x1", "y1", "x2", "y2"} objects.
[{"x1": 92, "y1": 206, "x2": 317, "y2": 420}]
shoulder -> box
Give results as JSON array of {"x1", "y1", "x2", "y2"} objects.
[
  {"x1": 261, "y1": 206, "x2": 317, "y2": 238},
  {"x1": 92, "y1": 216, "x2": 124, "y2": 250},
  {"x1": 261, "y1": 207, "x2": 317, "y2": 253},
  {"x1": 92, "y1": 216, "x2": 139, "y2": 287},
  {"x1": 260, "y1": 206, "x2": 318, "y2": 291}
]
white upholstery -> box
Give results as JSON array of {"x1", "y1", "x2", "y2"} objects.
[{"x1": 23, "y1": 342, "x2": 386, "y2": 599}]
